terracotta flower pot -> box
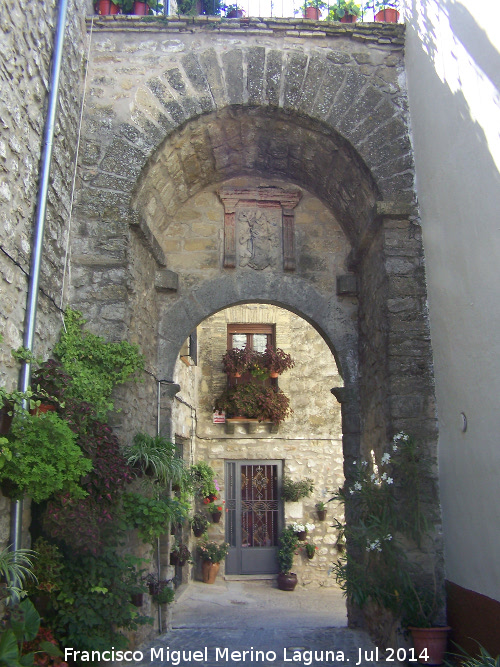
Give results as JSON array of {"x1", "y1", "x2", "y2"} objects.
[
  {"x1": 226, "y1": 8, "x2": 244, "y2": 17},
  {"x1": 374, "y1": 8, "x2": 399, "y2": 22},
  {"x1": 304, "y1": 6, "x2": 320, "y2": 19},
  {"x1": 317, "y1": 509, "x2": 327, "y2": 521},
  {"x1": 277, "y1": 572, "x2": 298, "y2": 591},
  {"x1": 212, "y1": 511, "x2": 222, "y2": 523},
  {"x1": 270, "y1": 371, "x2": 279, "y2": 378},
  {"x1": 202, "y1": 560, "x2": 220, "y2": 584},
  {"x1": 133, "y1": 1, "x2": 149, "y2": 14},
  {"x1": 30, "y1": 403, "x2": 56, "y2": 416},
  {"x1": 131, "y1": 593, "x2": 144, "y2": 607},
  {"x1": 409, "y1": 627, "x2": 451, "y2": 665},
  {"x1": 297, "y1": 530, "x2": 307, "y2": 541},
  {"x1": 96, "y1": 0, "x2": 120, "y2": 14},
  {"x1": 192, "y1": 526, "x2": 205, "y2": 537},
  {"x1": 340, "y1": 13, "x2": 357, "y2": 22}
]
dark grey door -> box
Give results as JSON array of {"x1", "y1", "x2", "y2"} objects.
[{"x1": 225, "y1": 460, "x2": 282, "y2": 575}]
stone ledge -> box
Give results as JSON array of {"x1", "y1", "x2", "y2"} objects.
[
  {"x1": 224, "y1": 418, "x2": 279, "y2": 435},
  {"x1": 86, "y1": 15, "x2": 405, "y2": 44}
]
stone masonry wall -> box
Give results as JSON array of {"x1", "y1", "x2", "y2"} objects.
[
  {"x1": 0, "y1": 0, "x2": 88, "y2": 549},
  {"x1": 172, "y1": 304, "x2": 345, "y2": 588}
]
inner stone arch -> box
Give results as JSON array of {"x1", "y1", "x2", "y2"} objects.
[{"x1": 170, "y1": 302, "x2": 347, "y2": 585}]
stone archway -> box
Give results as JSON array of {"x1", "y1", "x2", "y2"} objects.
[{"x1": 71, "y1": 26, "x2": 441, "y2": 631}]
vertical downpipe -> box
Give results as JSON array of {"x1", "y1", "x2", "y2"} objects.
[{"x1": 11, "y1": 0, "x2": 69, "y2": 552}]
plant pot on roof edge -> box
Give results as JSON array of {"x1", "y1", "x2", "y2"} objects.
[
  {"x1": 328, "y1": 0, "x2": 361, "y2": 22},
  {"x1": 132, "y1": 1, "x2": 149, "y2": 14},
  {"x1": 374, "y1": 7, "x2": 399, "y2": 21},
  {"x1": 96, "y1": 0, "x2": 120, "y2": 14}
]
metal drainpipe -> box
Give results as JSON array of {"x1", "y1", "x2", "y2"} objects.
[{"x1": 10, "y1": 0, "x2": 69, "y2": 552}]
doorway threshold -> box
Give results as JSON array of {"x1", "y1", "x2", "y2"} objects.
[{"x1": 224, "y1": 574, "x2": 277, "y2": 581}]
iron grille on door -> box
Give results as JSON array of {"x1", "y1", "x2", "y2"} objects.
[{"x1": 225, "y1": 460, "x2": 282, "y2": 575}]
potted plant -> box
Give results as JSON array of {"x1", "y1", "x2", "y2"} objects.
[
  {"x1": 315, "y1": 500, "x2": 328, "y2": 520},
  {"x1": 190, "y1": 512, "x2": 210, "y2": 537},
  {"x1": 281, "y1": 477, "x2": 314, "y2": 502},
  {"x1": 95, "y1": 0, "x2": 121, "y2": 14},
  {"x1": 328, "y1": 0, "x2": 361, "y2": 22},
  {"x1": 400, "y1": 575, "x2": 451, "y2": 665},
  {"x1": 224, "y1": 3, "x2": 244, "y2": 17},
  {"x1": 262, "y1": 346, "x2": 295, "y2": 378},
  {"x1": 170, "y1": 541, "x2": 192, "y2": 566},
  {"x1": 299, "y1": 0, "x2": 327, "y2": 19},
  {"x1": 123, "y1": 432, "x2": 184, "y2": 487},
  {"x1": 205, "y1": 498, "x2": 225, "y2": 523},
  {"x1": 190, "y1": 461, "x2": 218, "y2": 500},
  {"x1": 213, "y1": 383, "x2": 292, "y2": 425},
  {"x1": 197, "y1": 540, "x2": 229, "y2": 584},
  {"x1": 221, "y1": 347, "x2": 251, "y2": 377},
  {"x1": 0, "y1": 410, "x2": 92, "y2": 503},
  {"x1": 277, "y1": 526, "x2": 300, "y2": 590},
  {"x1": 304, "y1": 542, "x2": 317, "y2": 560},
  {"x1": 0, "y1": 545, "x2": 37, "y2": 604},
  {"x1": 145, "y1": 574, "x2": 175, "y2": 603},
  {"x1": 26, "y1": 537, "x2": 64, "y2": 615},
  {"x1": 364, "y1": 0, "x2": 399, "y2": 22},
  {"x1": 291, "y1": 522, "x2": 315, "y2": 541}
]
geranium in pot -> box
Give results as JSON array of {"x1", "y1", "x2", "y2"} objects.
[
  {"x1": 197, "y1": 540, "x2": 229, "y2": 584},
  {"x1": 328, "y1": 0, "x2": 361, "y2": 22},
  {"x1": 277, "y1": 526, "x2": 300, "y2": 590}
]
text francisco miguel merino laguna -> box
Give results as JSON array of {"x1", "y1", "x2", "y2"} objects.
[{"x1": 64, "y1": 646, "x2": 416, "y2": 665}]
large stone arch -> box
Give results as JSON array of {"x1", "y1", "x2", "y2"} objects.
[{"x1": 72, "y1": 22, "x2": 441, "y2": 632}]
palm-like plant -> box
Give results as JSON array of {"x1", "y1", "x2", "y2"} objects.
[
  {"x1": 0, "y1": 546, "x2": 37, "y2": 604},
  {"x1": 124, "y1": 433, "x2": 184, "y2": 487}
]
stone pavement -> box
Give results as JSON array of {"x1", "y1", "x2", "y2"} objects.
[{"x1": 137, "y1": 580, "x2": 405, "y2": 667}]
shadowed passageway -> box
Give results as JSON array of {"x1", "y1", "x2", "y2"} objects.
[{"x1": 138, "y1": 580, "x2": 403, "y2": 667}]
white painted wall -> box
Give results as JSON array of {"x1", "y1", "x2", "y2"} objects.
[{"x1": 402, "y1": 0, "x2": 500, "y2": 601}]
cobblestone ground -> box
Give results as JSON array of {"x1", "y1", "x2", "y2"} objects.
[{"x1": 137, "y1": 580, "x2": 405, "y2": 667}]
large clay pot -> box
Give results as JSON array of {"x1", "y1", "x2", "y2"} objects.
[
  {"x1": 409, "y1": 627, "x2": 451, "y2": 665},
  {"x1": 202, "y1": 560, "x2": 220, "y2": 584},
  {"x1": 374, "y1": 8, "x2": 399, "y2": 22},
  {"x1": 277, "y1": 572, "x2": 298, "y2": 591},
  {"x1": 340, "y1": 13, "x2": 357, "y2": 22}
]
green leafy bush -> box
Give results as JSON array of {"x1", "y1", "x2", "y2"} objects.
[
  {"x1": 54, "y1": 309, "x2": 143, "y2": 419},
  {"x1": 213, "y1": 383, "x2": 292, "y2": 424},
  {"x1": 277, "y1": 526, "x2": 299, "y2": 574},
  {"x1": 53, "y1": 548, "x2": 151, "y2": 654},
  {"x1": 124, "y1": 433, "x2": 184, "y2": 487},
  {"x1": 122, "y1": 492, "x2": 188, "y2": 545},
  {"x1": 281, "y1": 477, "x2": 314, "y2": 502},
  {"x1": 0, "y1": 411, "x2": 92, "y2": 503}
]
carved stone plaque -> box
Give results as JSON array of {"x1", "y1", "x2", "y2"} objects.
[{"x1": 218, "y1": 187, "x2": 301, "y2": 271}]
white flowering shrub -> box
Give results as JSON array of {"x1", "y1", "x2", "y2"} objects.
[{"x1": 331, "y1": 432, "x2": 436, "y2": 618}]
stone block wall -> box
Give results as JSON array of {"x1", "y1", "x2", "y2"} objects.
[{"x1": 0, "y1": 0, "x2": 88, "y2": 548}]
